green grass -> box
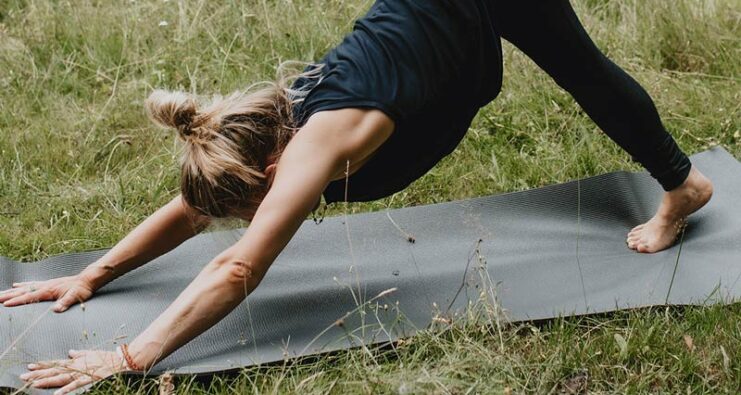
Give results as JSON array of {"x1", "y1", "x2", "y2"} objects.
[{"x1": 1, "y1": 0, "x2": 740, "y2": 393}]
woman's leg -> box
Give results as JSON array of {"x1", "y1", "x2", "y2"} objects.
[{"x1": 491, "y1": 0, "x2": 713, "y2": 253}]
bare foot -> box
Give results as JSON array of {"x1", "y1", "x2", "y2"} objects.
[{"x1": 627, "y1": 166, "x2": 713, "y2": 253}]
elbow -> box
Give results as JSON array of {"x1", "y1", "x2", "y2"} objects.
[{"x1": 207, "y1": 255, "x2": 264, "y2": 288}]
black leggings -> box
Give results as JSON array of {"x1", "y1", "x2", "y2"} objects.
[{"x1": 491, "y1": 0, "x2": 692, "y2": 191}]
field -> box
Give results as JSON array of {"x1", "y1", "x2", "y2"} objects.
[{"x1": 1, "y1": 0, "x2": 740, "y2": 393}]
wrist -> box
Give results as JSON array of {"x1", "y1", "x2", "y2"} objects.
[
  {"x1": 78, "y1": 262, "x2": 117, "y2": 290},
  {"x1": 115, "y1": 345, "x2": 132, "y2": 371},
  {"x1": 123, "y1": 339, "x2": 161, "y2": 372},
  {"x1": 118, "y1": 344, "x2": 147, "y2": 371}
]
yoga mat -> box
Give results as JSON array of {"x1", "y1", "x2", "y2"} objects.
[{"x1": 1, "y1": 146, "x2": 740, "y2": 393}]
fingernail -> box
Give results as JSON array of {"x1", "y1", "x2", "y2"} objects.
[
  {"x1": 27, "y1": 363, "x2": 37, "y2": 369},
  {"x1": 19, "y1": 373, "x2": 29, "y2": 380}
]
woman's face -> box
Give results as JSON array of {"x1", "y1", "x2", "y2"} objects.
[
  {"x1": 217, "y1": 163, "x2": 276, "y2": 222},
  {"x1": 232, "y1": 163, "x2": 277, "y2": 221}
]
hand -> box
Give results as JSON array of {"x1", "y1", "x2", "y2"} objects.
[
  {"x1": 0, "y1": 275, "x2": 95, "y2": 312},
  {"x1": 20, "y1": 349, "x2": 129, "y2": 395}
]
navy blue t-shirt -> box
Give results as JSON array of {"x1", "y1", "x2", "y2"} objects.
[{"x1": 292, "y1": 0, "x2": 503, "y2": 204}]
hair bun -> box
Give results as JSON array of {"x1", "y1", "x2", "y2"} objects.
[{"x1": 145, "y1": 90, "x2": 198, "y2": 137}]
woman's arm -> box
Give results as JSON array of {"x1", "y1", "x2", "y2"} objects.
[
  {"x1": 1, "y1": 195, "x2": 210, "y2": 312},
  {"x1": 124, "y1": 108, "x2": 394, "y2": 369},
  {"x1": 20, "y1": 108, "x2": 393, "y2": 393},
  {"x1": 79, "y1": 195, "x2": 210, "y2": 290}
]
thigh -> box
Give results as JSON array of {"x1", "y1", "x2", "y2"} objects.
[{"x1": 491, "y1": 0, "x2": 611, "y2": 89}]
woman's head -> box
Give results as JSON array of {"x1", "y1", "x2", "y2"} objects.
[{"x1": 145, "y1": 83, "x2": 296, "y2": 219}]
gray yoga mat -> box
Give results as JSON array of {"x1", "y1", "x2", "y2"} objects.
[{"x1": 1, "y1": 146, "x2": 740, "y2": 393}]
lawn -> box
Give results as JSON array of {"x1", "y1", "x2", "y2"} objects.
[{"x1": 1, "y1": 0, "x2": 739, "y2": 393}]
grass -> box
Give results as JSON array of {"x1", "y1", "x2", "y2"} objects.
[{"x1": 1, "y1": 0, "x2": 740, "y2": 393}]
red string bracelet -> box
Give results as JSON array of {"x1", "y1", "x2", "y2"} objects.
[{"x1": 119, "y1": 343, "x2": 144, "y2": 371}]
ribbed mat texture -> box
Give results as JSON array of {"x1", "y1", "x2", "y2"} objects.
[{"x1": 1, "y1": 147, "x2": 739, "y2": 393}]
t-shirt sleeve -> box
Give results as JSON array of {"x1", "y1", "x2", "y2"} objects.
[{"x1": 295, "y1": 53, "x2": 403, "y2": 124}]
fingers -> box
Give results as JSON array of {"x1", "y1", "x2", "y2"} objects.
[
  {"x1": 22, "y1": 350, "x2": 115, "y2": 394},
  {"x1": 28, "y1": 358, "x2": 73, "y2": 370},
  {"x1": 0, "y1": 282, "x2": 37, "y2": 300},
  {"x1": 54, "y1": 375, "x2": 95, "y2": 395},
  {"x1": 1, "y1": 288, "x2": 53, "y2": 307},
  {"x1": 54, "y1": 291, "x2": 82, "y2": 313},
  {"x1": 21, "y1": 359, "x2": 75, "y2": 386},
  {"x1": 21, "y1": 367, "x2": 67, "y2": 382},
  {"x1": 0, "y1": 288, "x2": 27, "y2": 303},
  {"x1": 22, "y1": 359, "x2": 92, "y2": 391},
  {"x1": 1, "y1": 282, "x2": 41, "y2": 305},
  {"x1": 28, "y1": 372, "x2": 77, "y2": 389},
  {"x1": 1, "y1": 279, "x2": 89, "y2": 312},
  {"x1": 25, "y1": 371, "x2": 96, "y2": 395}
]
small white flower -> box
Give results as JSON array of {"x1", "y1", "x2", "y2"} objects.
[{"x1": 158, "y1": 20, "x2": 169, "y2": 27}]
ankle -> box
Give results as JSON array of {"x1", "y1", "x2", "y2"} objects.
[{"x1": 655, "y1": 210, "x2": 682, "y2": 223}]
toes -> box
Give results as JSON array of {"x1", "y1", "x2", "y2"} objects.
[
  {"x1": 627, "y1": 225, "x2": 646, "y2": 238},
  {"x1": 637, "y1": 243, "x2": 656, "y2": 254},
  {"x1": 627, "y1": 236, "x2": 652, "y2": 252},
  {"x1": 630, "y1": 224, "x2": 646, "y2": 233},
  {"x1": 626, "y1": 235, "x2": 642, "y2": 248}
]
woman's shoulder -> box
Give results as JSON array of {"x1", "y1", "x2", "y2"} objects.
[{"x1": 292, "y1": 107, "x2": 394, "y2": 181}]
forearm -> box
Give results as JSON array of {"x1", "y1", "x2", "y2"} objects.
[
  {"x1": 118, "y1": 108, "x2": 388, "y2": 368},
  {"x1": 123, "y1": 249, "x2": 262, "y2": 368},
  {"x1": 122, "y1": 196, "x2": 313, "y2": 368},
  {"x1": 80, "y1": 195, "x2": 209, "y2": 290}
]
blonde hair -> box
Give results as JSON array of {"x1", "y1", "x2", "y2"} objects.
[{"x1": 145, "y1": 65, "x2": 318, "y2": 218}]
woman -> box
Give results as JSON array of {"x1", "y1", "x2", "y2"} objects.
[{"x1": 1, "y1": 0, "x2": 713, "y2": 392}]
